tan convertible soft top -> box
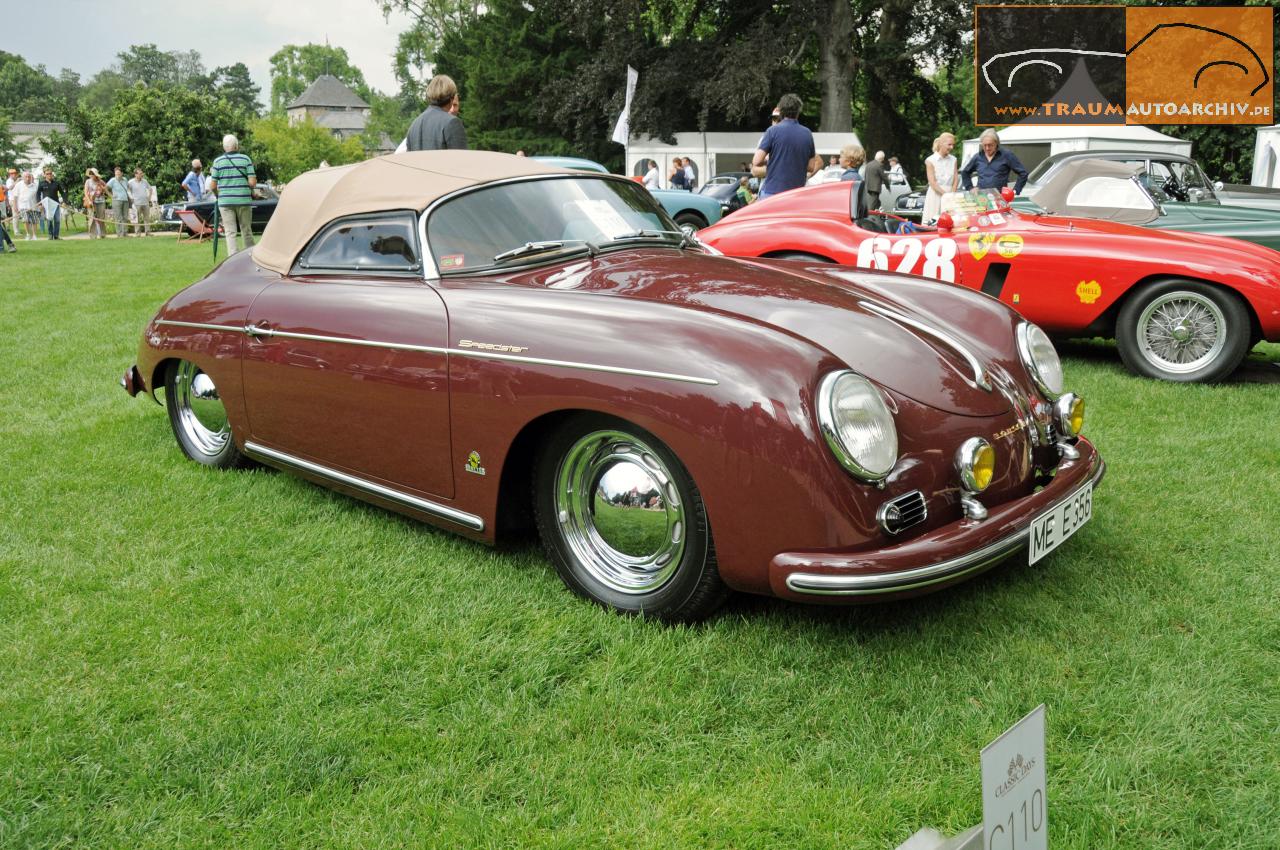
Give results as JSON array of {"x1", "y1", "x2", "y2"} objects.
[{"x1": 253, "y1": 151, "x2": 569, "y2": 275}]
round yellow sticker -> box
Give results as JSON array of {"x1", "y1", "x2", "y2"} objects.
[
  {"x1": 995, "y1": 234, "x2": 1024, "y2": 258},
  {"x1": 1076, "y1": 280, "x2": 1102, "y2": 304}
]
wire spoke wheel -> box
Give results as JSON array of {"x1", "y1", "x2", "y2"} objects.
[{"x1": 1137, "y1": 291, "x2": 1226, "y2": 373}]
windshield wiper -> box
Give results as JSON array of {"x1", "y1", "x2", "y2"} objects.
[
  {"x1": 608, "y1": 229, "x2": 694, "y2": 248},
  {"x1": 493, "y1": 240, "x2": 592, "y2": 263}
]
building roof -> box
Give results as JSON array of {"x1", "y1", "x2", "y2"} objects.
[
  {"x1": 286, "y1": 75, "x2": 370, "y2": 110},
  {"x1": 10, "y1": 122, "x2": 68, "y2": 136},
  {"x1": 253, "y1": 151, "x2": 568, "y2": 275},
  {"x1": 314, "y1": 111, "x2": 368, "y2": 132}
]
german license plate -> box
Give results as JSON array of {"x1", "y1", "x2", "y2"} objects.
[{"x1": 1028, "y1": 484, "x2": 1092, "y2": 565}]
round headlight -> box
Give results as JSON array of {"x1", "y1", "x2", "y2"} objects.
[
  {"x1": 1054, "y1": 393, "x2": 1085, "y2": 438},
  {"x1": 1017, "y1": 323, "x2": 1064, "y2": 398},
  {"x1": 956, "y1": 437, "x2": 995, "y2": 493},
  {"x1": 817, "y1": 371, "x2": 898, "y2": 482}
]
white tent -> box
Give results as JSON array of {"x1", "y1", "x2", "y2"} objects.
[
  {"x1": 1251, "y1": 126, "x2": 1280, "y2": 188},
  {"x1": 626, "y1": 131, "x2": 862, "y2": 187},
  {"x1": 961, "y1": 125, "x2": 1192, "y2": 173}
]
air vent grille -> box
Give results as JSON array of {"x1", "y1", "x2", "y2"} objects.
[{"x1": 876, "y1": 490, "x2": 928, "y2": 536}]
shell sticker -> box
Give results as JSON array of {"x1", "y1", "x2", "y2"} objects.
[
  {"x1": 1076, "y1": 280, "x2": 1102, "y2": 304},
  {"x1": 995, "y1": 234, "x2": 1024, "y2": 259},
  {"x1": 969, "y1": 233, "x2": 995, "y2": 260},
  {"x1": 464, "y1": 450, "x2": 486, "y2": 476}
]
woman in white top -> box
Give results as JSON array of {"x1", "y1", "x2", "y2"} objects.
[
  {"x1": 643, "y1": 159, "x2": 661, "y2": 190},
  {"x1": 922, "y1": 132, "x2": 958, "y2": 225}
]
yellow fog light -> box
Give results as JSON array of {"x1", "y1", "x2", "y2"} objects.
[
  {"x1": 1055, "y1": 393, "x2": 1085, "y2": 438},
  {"x1": 956, "y1": 437, "x2": 995, "y2": 493}
]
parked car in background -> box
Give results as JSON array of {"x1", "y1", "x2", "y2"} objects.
[
  {"x1": 697, "y1": 172, "x2": 751, "y2": 207},
  {"x1": 161, "y1": 185, "x2": 280, "y2": 233},
  {"x1": 122, "y1": 150, "x2": 1103, "y2": 621},
  {"x1": 699, "y1": 160, "x2": 1280, "y2": 383},
  {"x1": 532, "y1": 156, "x2": 726, "y2": 232}
]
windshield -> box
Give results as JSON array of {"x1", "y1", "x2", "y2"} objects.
[
  {"x1": 1026, "y1": 158, "x2": 1056, "y2": 184},
  {"x1": 427, "y1": 176, "x2": 677, "y2": 273}
]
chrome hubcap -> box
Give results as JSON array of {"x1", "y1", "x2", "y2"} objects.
[
  {"x1": 173, "y1": 361, "x2": 230, "y2": 457},
  {"x1": 1137, "y1": 291, "x2": 1226, "y2": 373},
  {"x1": 555, "y1": 430, "x2": 686, "y2": 594}
]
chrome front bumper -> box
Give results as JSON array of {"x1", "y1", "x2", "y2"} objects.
[{"x1": 773, "y1": 441, "x2": 1105, "y2": 598}]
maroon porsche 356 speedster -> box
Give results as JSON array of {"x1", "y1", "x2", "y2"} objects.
[{"x1": 123, "y1": 151, "x2": 1103, "y2": 621}]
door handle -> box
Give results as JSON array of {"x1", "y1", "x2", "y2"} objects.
[{"x1": 245, "y1": 322, "x2": 274, "y2": 339}]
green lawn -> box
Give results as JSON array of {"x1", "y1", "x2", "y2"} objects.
[{"x1": 1, "y1": 238, "x2": 1277, "y2": 849}]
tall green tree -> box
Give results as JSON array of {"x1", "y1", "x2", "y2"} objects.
[
  {"x1": 211, "y1": 63, "x2": 262, "y2": 116},
  {"x1": 44, "y1": 85, "x2": 249, "y2": 205},
  {"x1": 268, "y1": 44, "x2": 372, "y2": 113},
  {"x1": 0, "y1": 52, "x2": 65, "y2": 121},
  {"x1": 250, "y1": 115, "x2": 366, "y2": 183},
  {"x1": 117, "y1": 44, "x2": 207, "y2": 88},
  {"x1": 0, "y1": 110, "x2": 30, "y2": 167}
]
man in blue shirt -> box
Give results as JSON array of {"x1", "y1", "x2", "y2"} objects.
[
  {"x1": 960, "y1": 129, "x2": 1028, "y2": 194},
  {"x1": 751, "y1": 94, "x2": 822, "y2": 199},
  {"x1": 180, "y1": 159, "x2": 206, "y2": 203}
]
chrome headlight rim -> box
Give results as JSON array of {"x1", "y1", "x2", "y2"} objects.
[
  {"x1": 817, "y1": 370, "x2": 899, "y2": 484},
  {"x1": 1054, "y1": 392, "x2": 1084, "y2": 438},
  {"x1": 955, "y1": 436, "x2": 995, "y2": 493},
  {"x1": 1016, "y1": 322, "x2": 1065, "y2": 400}
]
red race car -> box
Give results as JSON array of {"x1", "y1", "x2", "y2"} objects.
[{"x1": 700, "y1": 160, "x2": 1280, "y2": 382}]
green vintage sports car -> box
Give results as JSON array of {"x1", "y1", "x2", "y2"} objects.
[
  {"x1": 1009, "y1": 163, "x2": 1280, "y2": 252},
  {"x1": 533, "y1": 156, "x2": 727, "y2": 233}
]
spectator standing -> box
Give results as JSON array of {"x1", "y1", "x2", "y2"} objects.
[
  {"x1": 923, "y1": 132, "x2": 959, "y2": 225},
  {"x1": 0, "y1": 178, "x2": 14, "y2": 252},
  {"x1": 732, "y1": 175, "x2": 753, "y2": 210},
  {"x1": 839, "y1": 144, "x2": 866, "y2": 184},
  {"x1": 209, "y1": 134, "x2": 257, "y2": 255},
  {"x1": 887, "y1": 156, "x2": 907, "y2": 184},
  {"x1": 643, "y1": 159, "x2": 661, "y2": 190},
  {"x1": 669, "y1": 158, "x2": 687, "y2": 190},
  {"x1": 126, "y1": 168, "x2": 153, "y2": 236},
  {"x1": 5, "y1": 168, "x2": 17, "y2": 233},
  {"x1": 751, "y1": 94, "x2": 822, "y2": 199},
  {"x1": 106, "y1": 167, "x2": 130, "y2": 237},
  {"x1": 180, "y1": 159, "x2": 206, "y2": 203},
  {"x1": 960, "y1": 128, "x2": 1028, "y2": 194},
  {"x1": 83, "y1": 168, "x2": 110, "y2": 239},
  {"x1": 0, "y1": 215, "x2": 13, "y2": 253},
  {"x1": 683, "y1": 158, "x2": 696, "y2": 191},
  {"x1": 405, "y1": 74, "x2": 468, "y2": 152},
  {"x1": 37, "y1": 167, "x2": 65, "y2": 240},
  {"x1": 15, "y1": 171, "x2": 40, "y2": 240},
  {"x1": 863, "y1": 151, "x2": 887, "y2": 211}
]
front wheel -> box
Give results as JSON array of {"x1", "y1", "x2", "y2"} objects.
[
  {"x1": 534, "y1": 415, "x2": 726, "y2": 621},
  {"x1": 165, "y1": 359, "x2": 249, "y2": 468},
  {"x1": 1115, "y1": 281, "x2": 1251, "y2": 382}
]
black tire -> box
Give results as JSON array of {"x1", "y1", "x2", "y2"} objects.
[
  {"x1": 673, "y1": 212, "x2": 708, "y2": 235},
  {"x1": 1115, "y1": 280, "x2": 1251, "y2": 382},
  {"x1": 533, "y1": 414, "x2": 727, "y2": 622},
  {"x1": 164, "y1": 359, "x2": 249, "y2": 468},
  {"x1": 768, "y1": 251, "x2": 836, "y2": 263}
]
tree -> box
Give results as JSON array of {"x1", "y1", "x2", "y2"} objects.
[
  {"x1": 249, "y1": 115, "x2": 366, "y2": 183},
  {"x1": 375, "y1": 0, "x2": 483, "y2": 89},
  {"x1": 268, "y1": 44, "x2": 372, "y2": 113},
  {"x1": 117, "y1": 44, "x2": 207, "y2": 88},
  {"x1": 0, "y1": 51, "x2": 64, "y2": 121},
  {"x1": 43, "y1": 85, "x2": 250, "y2": 205},
  {"x1": 211, "y1": 63, "x2": 262, "y2": 116},
  {"x1": 0, "y1": 110, "x2": 30, "y2": 167}
]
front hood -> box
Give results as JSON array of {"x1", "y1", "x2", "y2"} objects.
[{"x1": 539, "y1": 249, "x2": 1019, "y2": 416}]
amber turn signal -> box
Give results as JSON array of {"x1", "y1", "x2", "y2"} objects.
[{"x1": 956, "y1": 437, "x2": 995, "y2": 494}]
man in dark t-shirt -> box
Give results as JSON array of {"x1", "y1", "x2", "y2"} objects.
[{"x1": 751, "y1": 94, "x2": 822, "y2": 198}]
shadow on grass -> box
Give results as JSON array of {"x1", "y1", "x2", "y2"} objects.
[{"x1": 1057, "y1": 336, "x2": 1280, "y2": 384}]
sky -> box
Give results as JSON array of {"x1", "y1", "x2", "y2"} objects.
[{"x1": 18, "y1": 0, "x2": 419, "y2": 99}]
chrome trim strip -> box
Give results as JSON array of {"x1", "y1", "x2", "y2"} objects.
[
  {"x1": 858, "y1": 300, "x2": 992, "y2": 391},
  {"x1": 785, "y1": 458, "x2": 1105, "y2": 596},
  {"x1": 156, "y1": 319, "x2": 249, "y2": 334},
  {"x1": 243, "y1": 441, "x2": 485, "y2": 531},
  {"x1": 157, "y1": 321, "x2": 718, "y2": 386}
]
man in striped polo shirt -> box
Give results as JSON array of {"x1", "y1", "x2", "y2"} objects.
[{"x1": 208, "y1": 134, "x2": 257, "y2": 255}]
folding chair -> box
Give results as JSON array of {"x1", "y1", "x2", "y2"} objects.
[{"x1": 176, "y1": 210, "x2": 218, "y2": 243}]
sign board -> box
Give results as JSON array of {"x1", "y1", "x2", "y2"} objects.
[{"x1": 981, "y1": 705, "x2": 1047, "y2": 850}]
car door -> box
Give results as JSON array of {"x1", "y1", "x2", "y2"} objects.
[
  {"x1": 240, "y1": 211, "x2": 455, "y2": 499},
  {"x1": 849, "y1": 224, "x2": 966, "y2": 286}
]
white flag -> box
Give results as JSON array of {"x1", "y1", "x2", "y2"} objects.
[{"x1": 610, "y1": 65, "x2": 639, "y2": 146}]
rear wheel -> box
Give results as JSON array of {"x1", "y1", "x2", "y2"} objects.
[
  {"x1": 533, "y1": 414, "x2": 726, "y2": 621},
  {"x1": 1115, "y1": 281, "x2": 1250, "y2": 382},
  {"x1": 165, "y1": 359, "x2": 249, "y2": 468},
  {"x1": 674, "y1": 211, "x2": 708, "y2": 236}
]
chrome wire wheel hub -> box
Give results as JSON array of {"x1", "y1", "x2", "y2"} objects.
[
  {"x1": 173, "y1": 361, "x2": 231, "y2": 457},
  {"x1": 1137, "y1": 291, "x2": 1226, "y2": 373},
  {"x1": 555, "y1": 430, "x2": 686, "y2": 594}
]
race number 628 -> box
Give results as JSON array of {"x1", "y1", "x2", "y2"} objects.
[{"x1": 856, "y1": 236, "x2": 957, "y2": 282}]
